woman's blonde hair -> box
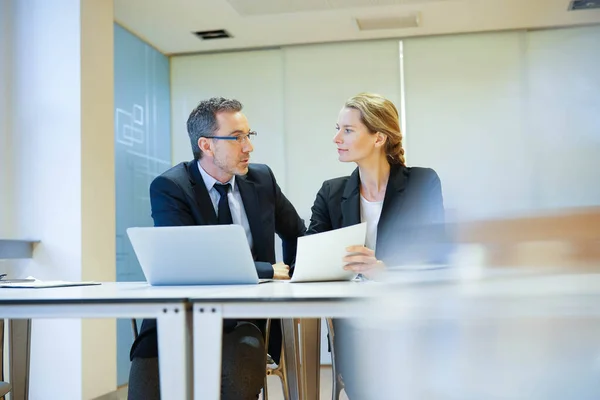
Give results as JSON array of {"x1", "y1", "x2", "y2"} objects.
[{"x1": 344, "y1": 93, "x2": 406, "y2": 166}]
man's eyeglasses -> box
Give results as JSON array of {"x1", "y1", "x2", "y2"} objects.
[{"x1": 203, "y1": 131, "x2": 257, "y2": 144}]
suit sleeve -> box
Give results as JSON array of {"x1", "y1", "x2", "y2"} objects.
[
  {"x1": 306, "y1": 181, "x2": 333, "y2": 235},
  {"x1": 149, "y1": 176, "x2": 196, "y2": 226},
  {"x1": 254, "y1": 261, "x2": 275, "y2": 279},
  {"x1": 266, "y1": 167, "x2": 306, "y2": 269}
]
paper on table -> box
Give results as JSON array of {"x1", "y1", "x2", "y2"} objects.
[
  {"x1": 0, "y1": 276, "x2": 101, "y2": 289},
  {"x1": 291, "y1": 222, "x2": 367, "y2": 283}
]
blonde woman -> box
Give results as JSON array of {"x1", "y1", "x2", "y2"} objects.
[{"x1": 307, "y1": 93, "x2": 447, "y2": 398}]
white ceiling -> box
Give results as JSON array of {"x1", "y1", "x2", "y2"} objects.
[{"x1": 114, "y1": 0, "x2": 600, "y2": 55}]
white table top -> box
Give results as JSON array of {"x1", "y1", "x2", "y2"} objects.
[
  {"x1": 1, "y1": 272, "x2": 597, "y2": 305},
  {"x1": 186, "y1": 280, "x2": 376, "y2": 302},
  {"x1": 0, "y1": 280, "x2": 372, "y2": 304},
  {"x1": 0, "y1": 282, "x2": 212, "y2": 304}
]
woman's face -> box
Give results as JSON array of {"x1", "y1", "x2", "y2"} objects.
[{"x1": 333, "y1": 107, "x2": 381, "y2": 163}]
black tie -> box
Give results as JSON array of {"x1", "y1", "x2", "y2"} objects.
[{"x1": 213, "y1": 183, "x2": 233, "y2": 225}]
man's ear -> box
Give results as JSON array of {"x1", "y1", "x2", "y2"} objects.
[{"x1": 198, "y1": 137, "x2": 213, "y2": 157}]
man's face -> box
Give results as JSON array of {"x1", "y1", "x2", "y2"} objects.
[{"x1": 210, "y1": 111, "x2": 254, "y2": 176}]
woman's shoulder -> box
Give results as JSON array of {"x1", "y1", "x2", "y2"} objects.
[
  {"x1": 406, "y1": 166, "x2": 440, "y2": 182},
  {"x1": 321, "y1": 175, "x2": 352, "y2": 187},
  {"x1": 316, "y1": 174, "x2": 356, "y2": 200}
]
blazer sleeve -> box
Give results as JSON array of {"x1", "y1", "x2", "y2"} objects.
[
  {"x1": 149, "y1": 176, "x2": 196, "y2": 227},
  {"x1": 418, "y1": 169, "x2": 450, "y2": 264},
  {"x1": 427, "y1": 171, "x2": 445, "y2": 226},
  {"x1": 307, "y1": 181, "x2": 333, "y2": 235},
  {"x1": 266, "y1": 166, "x2": 306, "y2": 268}
]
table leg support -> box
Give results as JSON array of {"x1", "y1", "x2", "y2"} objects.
[
  {"x1": 9, "y1": 319, "x2": 31, "y2": 400},
  {"x1": 281, "y1": 318, "x2": 301, "y2": 400},
  {"x1": 193, "y1": 304, "x2": 223, "y2": 400},
  {"x1": 299, "y1": 318, "x2": 321, "y2": 400},
  {"x1": 157, "y1": 304, "x2": 192, "y2": 400}
]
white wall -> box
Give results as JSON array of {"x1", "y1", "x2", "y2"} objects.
[
  {"x1": 404, "y1": 27, "x2": 600, "y2": 220},
  {"x1": 526, "y1": 26, "x2": 600, "y2": 211},
  {"x1": 283, "y1": 41, "x2": 401, "y2": 219},
  {"x1": 171, "y1": 49, "x2": 287, "y2": 188},
  {"x1": 0, "y1": 0, "x2": 13, "y2": 238},
  {"x1": 404, "y1": 32, "x2": 534, "y2": 220},
  {"x1": 8, "y1": 0, "x2": 116, "y2": 398}
]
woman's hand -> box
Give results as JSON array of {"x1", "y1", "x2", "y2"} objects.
[
  {"x1": 272, "y1": 262, "x2": 291, "y2": 280},
  {"x1": 343, "y1": 245, "x2": 385, "y2": 278}
]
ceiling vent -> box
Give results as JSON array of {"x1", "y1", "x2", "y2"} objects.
[
  {"x1": 193, "y1": 29, "x2": 233, "y2": 40},
  {"x1": 568, "y1": 0, "x2": 600, "y2": 10},
  {"x1": 355, "y1": 14, "x2": 420, "y2": 31}
]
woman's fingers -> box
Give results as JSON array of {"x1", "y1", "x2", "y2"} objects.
[
  {"x1": 343, "y1": 254, "x2": 377, "y2": 264},
  {"x1": 345, "y1": 245, "x2": 375, "y2": 257}
]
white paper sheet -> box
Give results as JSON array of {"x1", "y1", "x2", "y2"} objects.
[
  {"x1": 291, "y1": 222, "x2": 367, "y2": 283},
  {"x1": 0, "y1": 277, "x2": 101, "y2": 289}
]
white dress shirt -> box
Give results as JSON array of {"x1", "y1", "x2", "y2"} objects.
[{"x1": 197, "y1": 161, "x2": 254, "y2": 249}]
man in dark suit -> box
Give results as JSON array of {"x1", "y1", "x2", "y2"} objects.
[{"x1": 128, "y1": 97, "x2": 306, "y2": 400}]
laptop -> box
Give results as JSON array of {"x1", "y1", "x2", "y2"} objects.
[
  {"x1": 291, "y1": 222, "x2": 367, "y2": 283},
  {"x1": 127, "y1": 225, "x2": 259, "y2": 286}
]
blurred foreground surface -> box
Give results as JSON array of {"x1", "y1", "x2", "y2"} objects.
[{"x1": 343, "y1": 207, "x2": 600, "y2": 399}]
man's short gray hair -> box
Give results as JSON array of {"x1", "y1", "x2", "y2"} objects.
[{"x1": 187, "y1": 97, "x2": 243, "y2": 160}]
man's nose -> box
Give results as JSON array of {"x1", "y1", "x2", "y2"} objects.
[{"x1": 243, "y1": 138, "x2": 254, "y2": 153}]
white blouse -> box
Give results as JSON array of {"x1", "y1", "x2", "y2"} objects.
[{"x1": 360, "y1": 195, "x2": 384, "y2": 251}]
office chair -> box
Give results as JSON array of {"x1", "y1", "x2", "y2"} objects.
[
  {"x1": 0, "y1": 320, "x2": 13, "y2": 399},
  {"x1": 263, "y1": 319, "x2": 293, "y2": 400},
  {"x1": 326, "y1": 318, "x2": 345, "y2": 400},
  {"x1": 130, "y1": 318, "x2": 295, "y2": 399}
]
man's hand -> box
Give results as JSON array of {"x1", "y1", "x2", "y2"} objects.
[
  {"x1": 272, "y1": 262, "x2": 291, "y2": 280},
  {"x1": 343, "y1": 245, "x2": 385, "y2": 279}
]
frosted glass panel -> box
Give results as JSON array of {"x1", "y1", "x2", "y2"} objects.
[{"x1": 114, "y1": 24, "x2": 171, "y2": 385}]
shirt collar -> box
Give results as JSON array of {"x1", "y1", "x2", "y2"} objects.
[{"x1": 197, "y1": 160, "x2": 236, "y2": 192}]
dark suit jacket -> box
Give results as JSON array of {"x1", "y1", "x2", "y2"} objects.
[
  {"x1": 130, "y1": 160, "x2": 306, "y2": 360},
  {"x1": 307, "y1": 164, "x2": 448, "y2": 265}
]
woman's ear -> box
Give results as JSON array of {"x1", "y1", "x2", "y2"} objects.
[{"x1": 375, "y1": 132, "x2": 387, "y2": 147}]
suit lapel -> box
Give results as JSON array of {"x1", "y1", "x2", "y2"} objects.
[
  {"x1": 188, "y1": 160, "x2": 218, "y2": 224},
  {"x1": 236, "y1": 175, "x2": 265, "y2": 257},
  {"x1": 378, "y1": 164, "x2": 409, "y2": 235},
  {"x1": 341, "y1": 168, "x2": 361, "y2": 228}
]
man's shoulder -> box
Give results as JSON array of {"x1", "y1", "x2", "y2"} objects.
[
  {"x1": 151, "y1": 161, "x2": 192, "y2": 188},
  {"x1": 247, "y1": 162, "x2": 270, "y2": 174},
  {"x1": 246, "y1": 163, "x2": 274, "y2": 182}
]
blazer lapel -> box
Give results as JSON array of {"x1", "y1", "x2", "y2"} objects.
[
  {"x1": 236, "y1": 175, "x2": 265, "y2": 257},
  {"x1": 378, "y1": 164, "x2": 409, "y2": 234},
  {"x1": 341, "y1": 168, "x2": 361, "y2": 228},
  {"x1": 188, "y1": 160, "x2": 218, "y2": 224}
]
